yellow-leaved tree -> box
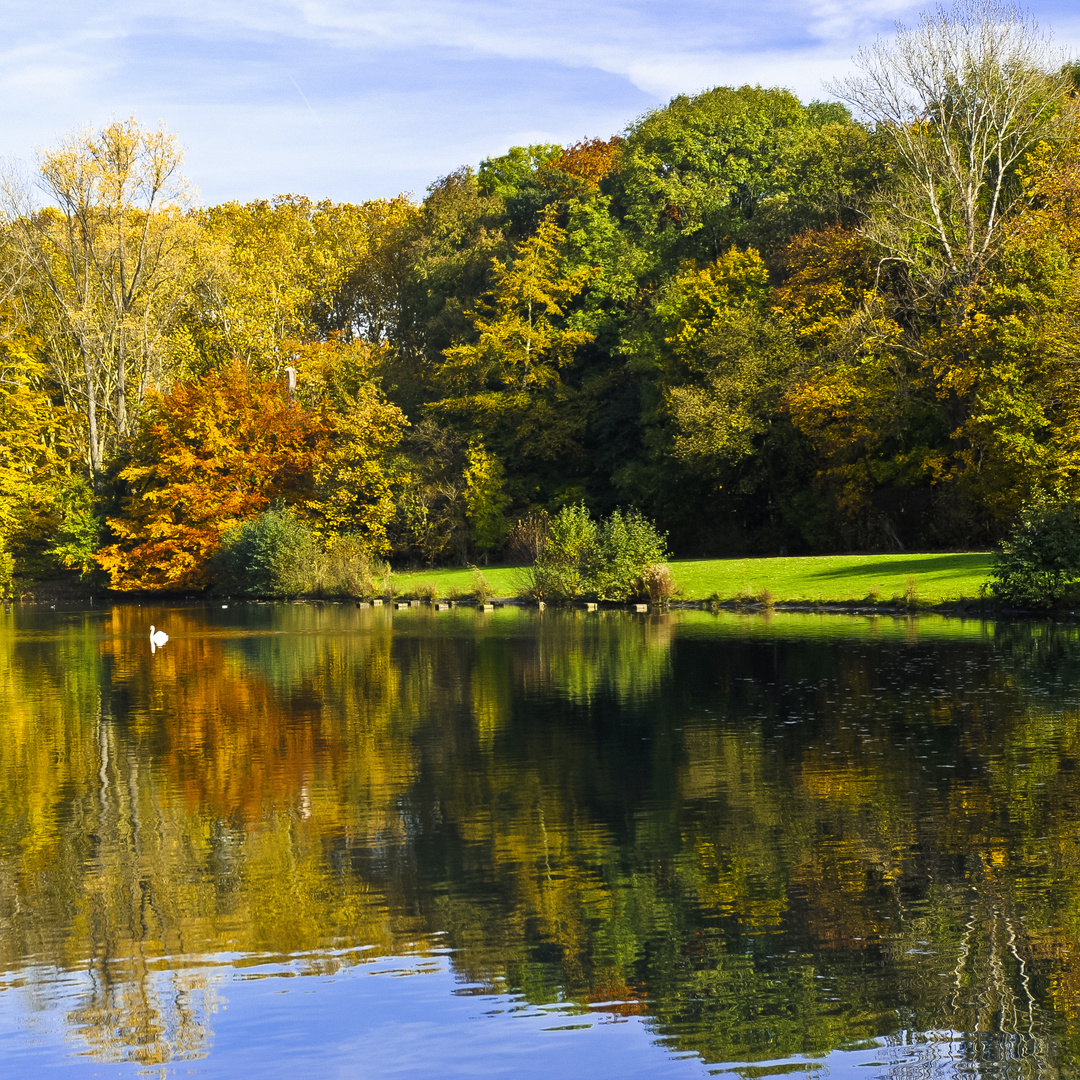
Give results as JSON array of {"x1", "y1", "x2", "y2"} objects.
[
  {"x1": 174, "y1": 195, "x2": 419, "y2": 375},
  {"x1": 437, "y1": 210, "x2": 595, "y2": 398},
  {"x1": 432, "y1": 210, "x2": 595, "y2": 506},
  {"x1": 628, "y1": 247, "x2": 798, "y2": 484},
  {"x1": 4, "y1": 119, "x2": 196, "y2": 481},
  {"x1": 0, "y1": 332, "x2": 76, "y2": 591}
]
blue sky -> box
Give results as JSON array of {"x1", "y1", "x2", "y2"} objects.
[{"x1": 4, "y1": 1, "x2": 1080, "y2": 206}]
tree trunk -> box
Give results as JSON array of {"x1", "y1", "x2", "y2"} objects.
[{"x1": 84, "y1": 349, "x2": 101, "y2": 483}]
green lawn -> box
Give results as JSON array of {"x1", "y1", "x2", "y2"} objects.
[
  {"x1": 668, "y1": 552, "x2": 993, "y2": 603},
  {"x1": 392, "y1": 552, "x2": 995, "y2": 604},
  {"x1": 391, "y1": 565, "x2": 524, "y2": 599}
]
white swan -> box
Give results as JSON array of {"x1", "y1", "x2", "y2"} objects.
[{"x1": 149, "y1": 625, "x2": 168, "y2": 653}]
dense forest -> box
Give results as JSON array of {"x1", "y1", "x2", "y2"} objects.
[{"x1": 2, "y1": 2, "x2": 1080, "y2": 591}]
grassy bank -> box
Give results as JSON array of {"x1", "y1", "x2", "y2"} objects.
[
  {"x1": 392, "y1": 552, "x2": 995, "y2": 605},
  {"x1": 669, "y1": 552, "x2": 993, "y2": 603}
]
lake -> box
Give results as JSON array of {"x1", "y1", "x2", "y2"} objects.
[{"x1": 1, "y1": 602, "x2": 1078, "y2": 1077}]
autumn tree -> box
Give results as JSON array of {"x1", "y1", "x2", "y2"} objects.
[
  {"x1": 547, "y1": 138, "x2": 623, "y2": 198},
  {"x1": 927, "y1": 134, "x2": 1080, "y2": 525},
  {"x1": 437, "y1": 211, "x2": 594, "y2": 397},
  {"x1": 175, "y1": 195, "x2": 419, "y2": 376},
  {"x1": 0, "y1": 332, "x2": 75, "y2": 588},
  {"x1": 96, "y1": 355, "x2": 405, "y2": 590},
  {"x1": 776, "y1": 223, "x2": 953, "y2": 548},
  {"x1": 462, "y1": 440, "x2": 510, "y2": 557},
  {"x1": 618, "y1": 248, "x2": 798, "y2": 518},
  {"x1": 289, "y1": 338, "x2": 409, "y2": 545},
  {"x1": 3, "y1": 119, "x2": 195, "y2": 480},
  {"x1": 432, "y1": 211, "x2": 595, "y2": 503},
  {"x1": 313, "y1": 196, "x2": 420, "y2": 345},
  {"x1": 833, "y1": 0, "x2": 1074, "y2": 308}
]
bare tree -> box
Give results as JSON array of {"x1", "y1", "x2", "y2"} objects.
[
  {"x1": 832, "y1": 0, "x2": 1074, "y2": 308},
  {"x1": 2, "y1": 119, "x2": 196, "y2": 480}
]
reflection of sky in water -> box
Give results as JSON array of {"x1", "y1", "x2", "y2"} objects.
[
  {"x1": 0, "y1": 953, "x2": 1009, "y2": 1079},
  {"x1": 0, "y1": 953, "x2": 701, "y2": 1079}
]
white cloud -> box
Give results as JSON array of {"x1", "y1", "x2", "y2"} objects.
[{"x1": 2, "y1": 0, "x2": 1078, "y2": 203}]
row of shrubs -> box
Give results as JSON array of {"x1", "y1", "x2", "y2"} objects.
[
  {"x1": 208, "y1": 495, "x2": 1080, "y2": 610},
  {"x1": 209, "y1": 503, "x2": 673, "y2": 604}
]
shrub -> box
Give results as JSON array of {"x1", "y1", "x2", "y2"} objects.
[
  {"x1": 309, "y1": 535, "x2": 389, "y2": 599},
  {"x1": 413, "y1": 581, "x2": 439, "y2": 602},
  {"x1": 211, "y1": 507, "x2": 317, "y2": 597},
  {"x1": 522, "y1": 504, "x2": 597, "y2": 601},
  {"x1": 520, "y1": 504, "x2": 668, "y2": 603},
  {"x1": 590, "y1": 509, "x2": 668, "y2": 602},
  {"x1": 508, "y1": 510, "x2": 550, "y2": 564},
  {"x1": 903, "y1": 576, "x2": 919, "y2": 608},
  {"x1": 641, "y1": 563, "x2": 675, "y2": 604},
  {"x1": 989, "y1": 500, "x2": 1080, "y2": 607},
  {"x1": 470, "y1": 568, "x2": 494, "y2": 603}
]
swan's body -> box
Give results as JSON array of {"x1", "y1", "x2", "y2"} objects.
[{"x1": 149, "y1": 625, "x2": 168, "y2": 652}]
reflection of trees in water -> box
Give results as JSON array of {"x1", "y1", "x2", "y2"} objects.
[
  {"x1": 7, "y1": 608, "x2": 1080, "y2": 1069},
  {"x1": 68, "y1": 966, "x2": 223, "y2": 1068}
]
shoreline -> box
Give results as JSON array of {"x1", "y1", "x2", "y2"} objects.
[
  {"x1": 11, "y1": 552, "x2": 1001, "y2": 611},
  {"x1": 9, "y1": 583, "x2": 1063, "y2": 620}
]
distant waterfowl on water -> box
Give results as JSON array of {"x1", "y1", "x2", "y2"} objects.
[{"x1": 150, "y1": 626, "x2": 168, "y2": 653}]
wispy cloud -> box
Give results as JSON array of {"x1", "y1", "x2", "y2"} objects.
[{"x1": 1, "y1": 0, "x2": 1077, "y2": 203}]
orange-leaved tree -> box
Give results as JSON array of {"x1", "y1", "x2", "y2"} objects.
[
  {"x1": 96, "y1": 355, "x2": 406, "y2": 591},
  {"x1": 542, "y1": 138, "x2": 623, "y2": 199}
]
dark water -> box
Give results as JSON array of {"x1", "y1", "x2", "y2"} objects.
[{"x1": 1, "y1": 603, "x2": 1079, "y2": 1077}]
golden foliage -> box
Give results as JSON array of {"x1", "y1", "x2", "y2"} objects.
[
  {"x1": 547, "y1": 137, "x2": 624, "y2": 196},
  {"x1": 176, "y1": 194, "x2": 419, "y2": 372},
  {"x1": 438, "y1": 211, "x2": 595, "y2": 395},
  {"x1": 95, "y1": 357, "x2": 405, "y2": 590}
]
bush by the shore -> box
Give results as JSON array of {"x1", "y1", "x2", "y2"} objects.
[
  {"x1": 518, "y1": 505, "x2": 669, "y2": 603},
  {"x1": 211, "y1": 508, "x2": 391, "y2": 600}
]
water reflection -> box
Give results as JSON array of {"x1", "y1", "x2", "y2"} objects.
[{"x1": 3, "y1": 606, "x2": 1080, "y2": 1075}]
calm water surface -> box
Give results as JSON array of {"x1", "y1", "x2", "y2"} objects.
[{"x1": 1, "y1": 603, "x2": 1078, "y2": 1077}]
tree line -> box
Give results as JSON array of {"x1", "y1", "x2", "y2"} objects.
[{"x1": 2, "y1": 1, "x2": 1079, "y2": 591}]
